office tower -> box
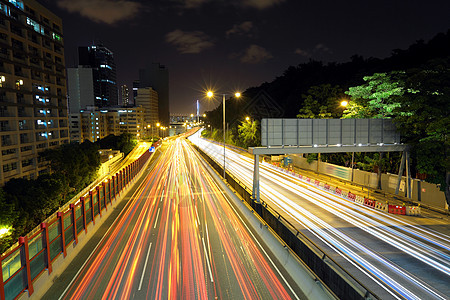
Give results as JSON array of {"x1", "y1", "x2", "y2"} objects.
[
  {"x1": 121, "y1": 84, "x2": 129, "y2": 106},
  {"x1": 78, "y1": 44, "x2": 118, "y2": 107},
  {"x1": 139, "y1": 63, "x2": 169, "y2": 127},
  {"x1": 132, "y1": 79, "x2": 139, "y2": 105},
  {"x1": 135, "y1": 87, "x2": 158, "y2": 137},
  {"x1": 0, "y1": 0, "x2": 69, "y2": 185},
  {"x1": 67, "y1": 66, "x2": 94, "y2": 113}
]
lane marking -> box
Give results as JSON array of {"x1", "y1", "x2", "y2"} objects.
[
  {"x1": 138, "y1": 242, "x2": 153, "y2": 291},
  {"x1": 202, "y1": 237, "x2": 214, "y2": 283},
  {"x1": 210, "y1": 174, "x2": 301, "y2": 300},
  {"x1": 154, "y1": 208, "x2": 161, "y2": 228}
]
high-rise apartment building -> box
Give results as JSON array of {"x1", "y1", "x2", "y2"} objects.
[
  {"x1": 138, "y1": 63, "x2": 169, "y2": 127},
  {"x1": 0, "y1": 0, "x2": 69, "y2": 186},
  {"x1": 78, "y1": 44, "x2": 118, "y2": 108},
  {"x1": 69, "y1": 106, "x2": 145, "y2": 143},
  {"x1": 121, "y1": 84, "x2": 129, "y2": 106},
  {"x1": 135, "y1": 87, "x2": 158, "y2": 137}
]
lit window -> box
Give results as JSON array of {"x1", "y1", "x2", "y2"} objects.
[
  {"x1": 9, "y1": 0, "x2": 24, "y2": 10},
  {"x1": 52, "y1": 32, "x2": 61, "y2": 41}
]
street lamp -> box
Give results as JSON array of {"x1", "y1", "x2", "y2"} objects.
[
  {"x1": 340, "y1": 100, "x2": 348, "y2": 107},
  {"x1": 206, "y1": 90, "x2": 241, "y2": 179}
]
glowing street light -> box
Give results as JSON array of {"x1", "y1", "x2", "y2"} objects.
[
  {"x1": 340, "y1": 100, "x2": 349, "y2": 107},
  {"x1": 245, "y1": 116, "x2": 250, "y2": 121},
  {"x1": 0, "y1": 226, "x2": 11, "y2": 238},
  {"x1": 206, "y1": 90, "x2": 241, "y2": 179}
]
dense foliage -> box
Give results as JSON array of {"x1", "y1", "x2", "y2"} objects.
[
  {"x1": 0, "y1": 141, "x2": 101, "y2": 253},
  {"x1": 95, "y1": 133, "x2": 138, "y2": 156},
  {"x1": 203, "y1": 30, "x2": 450, "y2": 203}
]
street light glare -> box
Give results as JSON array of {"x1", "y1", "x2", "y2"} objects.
[
  {"x1": 245, "y1": 116, "x2": 250, "y2": 121},
  {"x1": 207, "y1": 91, "x2": 213, "y2": 98},
  {"x1": 235, "y1": 92, "x2": 241, "y2": 98},
  {"x1": 340, "y1": 100, "x2": 349, "y2": 107}
]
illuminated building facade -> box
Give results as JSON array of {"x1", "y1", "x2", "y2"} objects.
[{"x1": 0, "y1": 0, "x2": 69, "y2": 185}]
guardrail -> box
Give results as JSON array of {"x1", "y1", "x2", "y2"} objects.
[
  {"x1": 0, "y1": 147, "x2": 153, "y2": 300},
  {"x1": 190, "y1": 142, "x2": 395, "y2": 300}
]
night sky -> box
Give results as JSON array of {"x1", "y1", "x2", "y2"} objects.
[{"x1": 41, "y1": 0, "x2": 450, "y2": 114}]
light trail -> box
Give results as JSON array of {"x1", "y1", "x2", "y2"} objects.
[
  {"x1": 59, "y1": 137, "x2": 299, "y2": 299},
  {"x1": 189, "y1": 130, "x2": 450, "y2": 299}
]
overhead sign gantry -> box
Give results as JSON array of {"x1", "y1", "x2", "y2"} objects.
[{"x1": 249, "y1": 118, "x2": 411, "y2": 205}]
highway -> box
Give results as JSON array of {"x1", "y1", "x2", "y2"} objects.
[
  {"x1": 189, "y1": 130, "x2": 450, "y2": 300},
  {"x1": 55, "y1": 137, "x2": 304, "y2": 299}
]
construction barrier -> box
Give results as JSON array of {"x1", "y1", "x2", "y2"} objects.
[
  {"x1": 364, "y1": 198, "x2": 376, "y2": 209},
  {"x1": 388, "y1": 205, "x2": 406, "y2": 215},
  {"x1": 406, "y1": 206, "x2": 421, "y2": 216},
  {"x1": 347, "y1": 192, "x2": 356, "y2": 202},
  {"x1": 324, "y1": 184, "x2": 330, "y2": 191},
  {"x1": 375, "y1": 201, "x2": 388, "y2": 212},
  {"x1": 335, "y1": 187, "x2": 342, "y2": 196},
  {"x1": 314, "y1": 180, "x2": 320, "y2": 186},
  {"x1": 306, "y1": 177, "x2": 311, "y2": 183},
  {"x1": 355, "y1": 195, "x2": 365, "y2": 205}
]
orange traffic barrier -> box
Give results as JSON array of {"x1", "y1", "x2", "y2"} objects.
[
  {"x1": 364, "y1": 198, "x2": 376, "y2": 209},
  {"x1": 388, "y1": 205, "x2": 406, "y2": 215},
  {"x1": 347, "y1": 192, "x2": 356, "y2": 201}
]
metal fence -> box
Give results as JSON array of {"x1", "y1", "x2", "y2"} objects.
[{"x1": 0, "y1": 148, "x2": 153, "y2": 300}]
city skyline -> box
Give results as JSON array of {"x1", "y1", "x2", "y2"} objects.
[{"x1": 42, "y1": 0, "x2": 450, "y2": 114}]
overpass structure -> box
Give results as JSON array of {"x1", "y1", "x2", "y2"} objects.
[{"x1": 249, "y1": 119, "x2": 411, "y2": 204}]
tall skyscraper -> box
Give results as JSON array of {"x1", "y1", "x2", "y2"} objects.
[
  {"x1": 0, "y1": 0, "x2": 69, "y2": 185},
  {"x1": 78, "y1": 44, "x2": 118, "y2": 108},
  {"x1": 139, "y1": 63, "x2": 169, "y2": 126},
  {"x1": 67, "y1": 66, "x2": 94, "y2": 113},
  {"x1": 121, "y1": 84, "x2": 129, "y2": 106}
]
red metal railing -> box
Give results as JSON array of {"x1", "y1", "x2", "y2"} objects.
[{"x1": 0, "y1": 147, "x2": 153, "y2": 300}]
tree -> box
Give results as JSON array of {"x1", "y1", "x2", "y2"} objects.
[
  {"x1": 0, "y1": 188, "x2": 16, "y2": 253},
  {"x1": 297, "y1": 84, "x2": 346, "y2": 118},
  {"x1": 96, "y1": 133, "x2": 137, "y2": 156},
  {"x1": 237, "y1": 118, "x2": 260, "y2": 148},
  {"x1": 344, "y1": 62, "x2": 450, "y2": 203},
  {"x1": 392, "y1": 60, "x2": 450, "y2": 203},
  {"x1": 343, "y1": 72, "x2": 404, "y2": 118},
  {"x1": 40, "y1": 141, "x2": 100, "y2": 195}
]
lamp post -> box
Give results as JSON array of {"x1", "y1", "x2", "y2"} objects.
[
  {"x1": 207, "y1": 91, "x2": 241, "y2": 179},
  {"x1": 340, "y1": 100, "x2": 354, "y2": 181}
]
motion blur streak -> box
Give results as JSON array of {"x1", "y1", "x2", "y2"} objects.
[
  {"x1": 61, "y1": 138, "x2": 298, "y2": 299},
  {"x1": 189, "y1": 129, "x2": 450, "y2": 300}
]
